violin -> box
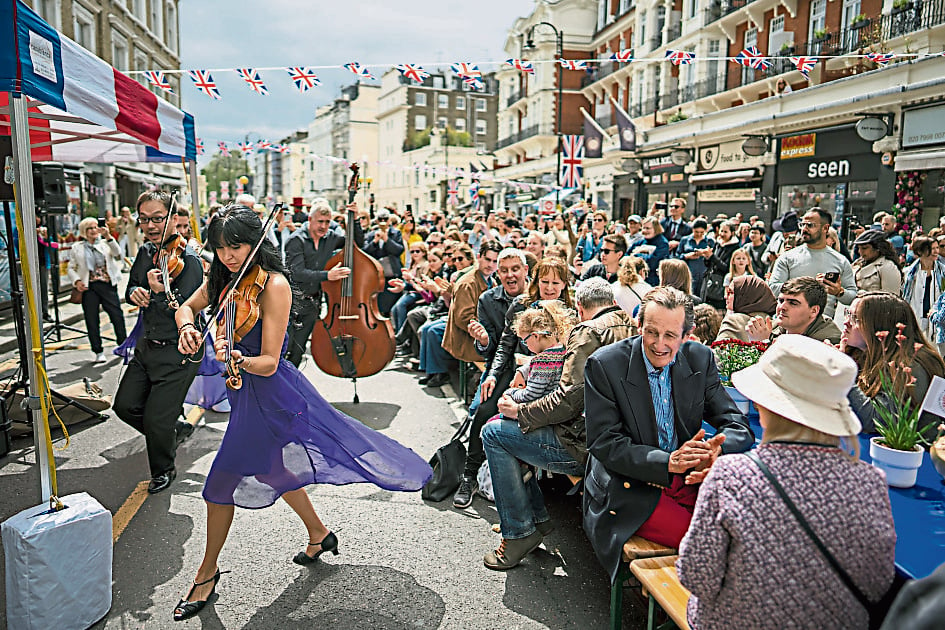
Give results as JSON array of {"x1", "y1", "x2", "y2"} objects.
[
  {"x1": 216, "y1": 264, "x2": 270, "y2": 390},
  {"x1": 153, "y1": 192, "x2": 186, "y2": 309}
]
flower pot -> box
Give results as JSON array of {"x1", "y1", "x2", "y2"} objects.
[
  {"x1": 870, "y1": 437, "x2": 924, "y2": 488},
  {"x1": 851, "y1": 19, "x2": 869, "y2": 30},
  {"x1": 892, "y1": 2, "x2": 914, "y2": 15}
]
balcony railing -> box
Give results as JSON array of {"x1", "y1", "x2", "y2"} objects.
[
  {"x1": 495, "y1": 124, "x2": 552, "y2": 150},
  {"x1": 649, "y1": 35, "x2": 664, "y2": 50},
  {"x1": 679, "y1": 76, "x2": 727, "y2": 103},
  {"x1": 705, "y1": 0, "x2": 760, "y2": 25},
  {"x1": 581, "y1": 58, "x2": 621, "y2": 87},
  {"x1": 507, "y1": 90, "x2": 524, "y2": 107},
  {"x1": 800, "y1": 2, "x2": 945, "y2": 57},
  {"x1": 630, "y1": 102, "x2": 643, "y2": 118},
  {"x1": 666, "y1": 24, "x2": 682, "y2": 44}
]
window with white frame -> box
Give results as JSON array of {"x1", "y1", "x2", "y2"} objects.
[
  {"x1": 438, "y1": 116, "x2": 448, "y2": 129},
  {"x1": 476, "y1": 98, "x2": 487, "y2": 112},
  {"x1": 166, "y1": 3, "x2": 178, "y2": 52},
  {"x1": 809, "y1": 0, "x2": 827, "y2": 41},
  {"x1": 33, "y1": 0, "x2": 61, "y2": 28},
  {"x1": 639, "y1": 11, "x2": 647, "y2": 47},
  {"x1": 132, "y1": 0, "x2": 146, "y2": 21},
  {"x1": 620, "y1": 0, "x2": 632, "y2": 15},
  {"x1": 597, "y1": 0, "x2": 608, "y2": 30},
  {"x1": 688, "y1": 0, "x2": 697, "y2": 20},
  {"x1": 742, "y1": 27, "x2": 758, "y2": 84},
  {"x1": 150, "y1": 0, "x2": 164, "y2": 38},
  {"x1": 455, "y1": 118, "x2": 466, "y2": 131},
  {"x1": 73, "y1": 5, "x2": 96, "y2": 53},
  {"x1": 415, "y1": 91, "x2": 427, "y2": 106},
  {"x1": 112, "y1": 30, "x2": 129, "y2": 71},
  {"x1": 438, "y1": 94, "x2": 448, "y2": 108},
  {"x1": 476, "y1": 119, "x2": 487, "y2": 135},
  {"x1": 456, "y1": 96, "x2": 465, "y2": 109},
  {"x1": 415, "y1": 114, "x2": 427, "y2": 130},
  {"x1": 770, "y1": 15, "x2": 784, "y2": 33},
  {"x1": 134, "y1": 49, "x2": 148, "y2": 85},
  {"x1": 707, "y1": 40, "x2": 722, "y2": 93}
]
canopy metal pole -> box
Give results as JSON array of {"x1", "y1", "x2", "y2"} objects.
[
  {"x1": 188, "y1": 160, "x2": 200, "y2": 214},
  {"x1": 8, "y1": 92, "x2": 53, "y2": 500}
]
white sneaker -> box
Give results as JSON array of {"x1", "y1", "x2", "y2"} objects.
[{"x1": 93, "y1": 353, "x2": 107, "y2": 364}]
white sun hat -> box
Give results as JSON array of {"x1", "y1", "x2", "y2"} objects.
[{"x1": 731, "y1": 334, "x2": 862, "y2": 437}]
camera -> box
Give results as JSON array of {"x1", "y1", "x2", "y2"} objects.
[{"x1": 97, "y1": 217, "x2": 107, "y2": 228}]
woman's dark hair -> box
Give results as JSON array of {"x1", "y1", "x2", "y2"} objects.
[
  {"x1": 873, "y1": 237, "x2": 902, "y2": 270},
  {"x1": 912, "y1": 236, "x2": 935, "y2": 258},
  {"x1": 206, "y1": 204, "x2": 285, "y2": 308}
]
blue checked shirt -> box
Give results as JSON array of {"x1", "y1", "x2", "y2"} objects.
[{"x1": 642, "y1": 350, "x2": 677, "y2": 452}]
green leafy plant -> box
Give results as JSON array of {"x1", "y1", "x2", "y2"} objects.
[
  {"x1": 779, "y1": 42, "x2": 794, "y2": 54},
  {"x1": 710, "y1": 339, "x2": 768, "y2": 387},
  {"x1": 667, "y1": 109, "x2": 688, "y2": 123},
  {"x1": 813, "y1": 28, "x2": 828, "y2": 40},
  {"x1": 870, "y1": 324, "x2": 928, "y2": 451},
  {"x1": 851, "y1": 13, "x2": 869, "y2": 26},
  {"x1": 893, "y1": 0, "x2": 912, "y2": 8}
]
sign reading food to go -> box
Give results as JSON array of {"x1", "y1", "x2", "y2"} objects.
[{"x1": 780, "y1": 133, "x2": 817, "y2": 160}]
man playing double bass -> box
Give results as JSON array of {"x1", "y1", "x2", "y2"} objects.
[
  {"x1": 113, "y1": 191, "x2": 204, "y2": 494},
  {"x1": 283, "y1": 199, "x2": 364, "y2": 367}
]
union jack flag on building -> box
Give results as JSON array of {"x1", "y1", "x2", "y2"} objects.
[
  {"x1": 218, "y1": 142, "x2": 230, "y2": 157},
  {"x1": 866, "y1": 52, "x2": 896, "y2": 66},
  {"x1": 144, "y1": 71, "x2": 173, "y2": 93},
  {"x1": 450, "y1": 62, "x2": 482, "y2": 81},
  {"x1": 789, "y1": 56, "x2": 818, "y2": 78},
  {"x1": 286, "y1": 67, "x2": 321, "y2": 92},
  {"x1": 447, "y1": 180, "x2": 459, "y2": 207},
  {"x1": 665, "y1": 50, "x2": 696, "y2": 66},
  {"x1": 559, "y1": 135, "x2": 584, "y2": 189},
  {"x1": 735, "y1": 46, "x2": 770, "y2": 70},
  {"x1": 504, "y1": 59, "x2": 535, "y2": 74},
  {"x1": 235, "y1": 68, "x2": 268, "y2": 95},
  {"x1": 196, "y1": 138, "x2": 205, "y2": 155},
  {"x1": 470, "y1": 183, "x2": 481, "y2": 212},
  {"x1": 396, "y1": 64, "x2": 430, "y2": 84},
  {"x1": 559, "y1": 59, "x2": 588, "y2": 70},
  {"x1": 189, "y1": 70, "x2": 221, "y2": 99},
  {"x1": 344, "y1": 62, "x2": 375, "y2": 80},
  {"x1": 237, "y1": 141, "x2": 253, "y2": 155},
  {"x1": 611, "y1": 50, "x2": 634, "y2": 63}
]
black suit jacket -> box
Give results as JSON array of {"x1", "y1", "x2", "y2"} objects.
[
  {"x1": 582, "y1": 336, "x2": 753, "y2": 582},
  {"x1": 660, "y1": 217, "x2": 692, "y2": 241}
]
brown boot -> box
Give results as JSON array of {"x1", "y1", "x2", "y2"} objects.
[{"x1": 483, "y1": 530, "x2": 543, "y2": 570}]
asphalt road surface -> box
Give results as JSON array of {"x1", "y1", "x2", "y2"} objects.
[{"x1": 0, "y1": 310, "x2": 647, "y2": 629}]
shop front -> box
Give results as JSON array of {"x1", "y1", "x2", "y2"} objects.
[
  {"x1": 776, "y1": 126, "x2": 890, "y2": 235},
  {"x1": 897, "y1": 103, "x2": 945, "y2": 228},
  {"x1": 691, "y1": 140, "x2": 767, "y2": 220},
  {"x1": 642, "y1": 154, "x2": 688, "y2": 216},
  {"x1": 613, "y1": 172, "x2": 640, "y2": 221}
]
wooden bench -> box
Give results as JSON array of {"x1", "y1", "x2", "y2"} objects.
[
  {"x1": 630, "y1": 555, "x2": 691, "y2": 630},
  {"x1": 610, "y1": 537, "x2": 677, "y2": 630}
]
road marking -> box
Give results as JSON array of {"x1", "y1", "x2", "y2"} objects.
[{"x1": 112, "y1": 480, "x2": 150, "y2": 543}]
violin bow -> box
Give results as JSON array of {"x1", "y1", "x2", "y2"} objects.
[{"x1": 160, "y1": 191, "x2": 181, "y2": 309}]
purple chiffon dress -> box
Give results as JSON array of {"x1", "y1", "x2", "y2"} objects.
[{"x1": 202, "y1": 321, "x2": 432, "y2": 509}]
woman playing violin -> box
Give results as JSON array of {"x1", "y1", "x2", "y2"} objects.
[{"x1": 172, "y1": 204, "x2": 432, "y2": 622}]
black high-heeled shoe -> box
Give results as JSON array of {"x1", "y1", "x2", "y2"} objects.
[
  {"x1": 292, "y1": 531, "x2": 339, "y2": 565},
  {"x1": 173, "y1": 568, "x2": 229, "y2": 622}
]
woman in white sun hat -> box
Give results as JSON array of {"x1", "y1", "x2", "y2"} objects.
[{"x1": 676, "y1": 334, "x2": 896, "y2": 630}]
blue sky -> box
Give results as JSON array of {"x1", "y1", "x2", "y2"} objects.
[{"x1": 179, "y1": 0, "x2": 535, "y2": 157}]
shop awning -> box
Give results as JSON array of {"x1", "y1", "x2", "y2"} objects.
[
  {"x1": 895, "y1": 149, "x2": 945, "y2": 172},
  {"x1": 115, "y1": 167, "x2": 185, "y2": 185},
  {"x1": 689, "y1": 169, "x2": 758, "y2": 184},
  {"x1": 533, "y1": 187, "x2": 579, "y2": 213}
]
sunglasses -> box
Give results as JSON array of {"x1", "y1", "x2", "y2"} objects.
[
  {"x1": 451, "y1": 256, "x2": 466, "y2": 262},
  {"x1": 670, "y1": 205, "x2": 683, "y2": 209},
  {"x1": 410, "y1": 249, "x2": 424, "y2": 254},
  {"x1": 601, "y1": 248, "x2": 617, "y2": 254},
  {"x1": 593, "y1": 218, "x2": 606, "y2": 223}
]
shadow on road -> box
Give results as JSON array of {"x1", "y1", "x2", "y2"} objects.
[
  {"x1": 243, "y1": 563, "x2": 446, "y2": 629},
  {"x1": 331, "y1": 402, "x2": 400, "y2": 431}
]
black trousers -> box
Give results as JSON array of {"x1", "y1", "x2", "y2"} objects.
[
  {"x1": 285, "y1": 298, "x2": 319, "y2": 367},
  {"x1": 464, "y1": 367, "x2": 514, "y2": 477},
  {"x1": 113, "y1": 341, "x2": 201, "y2": 476},
  {"x1": 39, "y1": 264, "x2": 49, "y2": 317},
  {"x1": 399, "y1": 305, "x2": 431, "y2": 358},
  {"x1": 82, "y1": 280, "x2": 127, "y2": 353}
]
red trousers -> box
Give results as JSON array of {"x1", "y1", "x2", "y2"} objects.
[{"x1": 634, "y1": 474, "x2": 700, "y2": 548}]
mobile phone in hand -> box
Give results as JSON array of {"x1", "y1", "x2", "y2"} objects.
[{"x1": 824, "y1": 271, "x2": 840, "y2": 283}]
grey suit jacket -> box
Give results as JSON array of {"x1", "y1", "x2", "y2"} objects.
[{"x1": 582, "y1": 336, "x2": 754, "y2": 582}]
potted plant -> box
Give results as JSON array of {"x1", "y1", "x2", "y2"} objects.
[
  {"x1": 667, "y1": 109, "x2": 688, "y2": 123},
  {"x1": 868, "y1": 323, "x2": 927, "y2": 488},
  {"x1": 892, "y1": 0, "x2": 914, "y2": 15},
  {"x1": 779, "y1": 41, "x2": 795, "y2": 56},
  {"x1": 851, "y1": 13, "x2": 870, "y2": 29},
  {"x1": 711, "y1": 339, "x2": 767, "y2": 420},
  {"x1": 812, "y1": 28, "x2": 830, "y2": 44}
]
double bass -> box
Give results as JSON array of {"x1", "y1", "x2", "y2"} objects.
[{"x1": 310, "y1": 164, "x2": 395, "y2": 400}]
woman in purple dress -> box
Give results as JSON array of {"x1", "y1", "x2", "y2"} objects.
[{"x1": 173, "y1": 205, "x2": 431, "y2": 622}]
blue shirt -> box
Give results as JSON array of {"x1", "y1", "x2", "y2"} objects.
[
  {"x1": 642, "y1": 349, "x2": 677, "y2": 452},
  {"x1": 676, "y1": 234, "x2": 715, "y2": 281}
]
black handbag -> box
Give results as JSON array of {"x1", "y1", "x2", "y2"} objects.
[
  {"x1": 421, "y1": 415, "x2": 472, "y2": 502},
  {"x1": 700, "y1": 272, "x2": 725, "y2": 304},
  {"x1": 747, "y1": 451, "x2": 895, "y2": 629}
]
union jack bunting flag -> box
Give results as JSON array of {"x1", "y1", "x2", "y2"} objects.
[
  {"x1": 278, "y1": 145, "x2": 290, "y2": 154},
  {"x1": 196, "y1": 138, "x2": 205, "y2": 155},
  {"x1": 504, "y1": 59, "x2": 535, "y2": 74},
  {"x1": 462, "y1": 76, "x2": 484, "y2": 90},
  {"x1": 450, "y1": 62, "x2": 482, "y2": 80},
  {"x1": 189, "y1": 70, "x2": 221, "y2": 99},
  {"x1": 559, "y1": 59, "x2": 588, "y2": 70},
  {"x1": 665, "y1": 50, "x2": 696, "y2": 66},
  {"x1": 235, "y1": 68, "x2": 268, "y2": 95},
  {"x1": 789, "y1": 56, "x2": 818, "y2": 78},
  {"x1": 470, "y1": 183, "x2": 481, "y2": 212},
  {"x1": 237, "y1": 141, "x2": 253, "y2": 154},
  {"x1": 286, "y1": 67, "x2": 321, "y2": 92},
  {"x1": 560, "y1": 135, "x2": 584, "y2": 189},
  {"x1": 735, "y1": 46, "x2": 770, "y2": 70},
  {"x1": 257, "y1": 140, "x2": 272, "y2": 150},
  {"x1": 447, "y1": 180, "x2": 459, "y2": 207},
  {"x1": 396, "y1": 64, "x2": 430, "y2": 84},
  {"x1": 217, "y1": 142, "x2": 229, "y2": 157},
  {"x1": 344, "y1": 62, "x2": 375, "y2": 80},
  {"x1": 268, "y1": 143, "x2": 283, "y2": 152},
  {"x1": 144, "y1": 71, "x2": 173, "y2": 92},
  {"x1": 611, "y1": 50, "x2": 634, "y2": 63},
  {"x1": 866, "y1": 52, "x2": 896, "y2": 66}
]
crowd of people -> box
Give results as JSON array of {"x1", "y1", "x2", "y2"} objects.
[{"x1": 48, "y1": 190, "x2": 945, "y2": 626}]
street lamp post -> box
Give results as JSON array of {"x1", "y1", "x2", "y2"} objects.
[{"x1": 525, "y1": 22, "x2": 564, "y2": 210}]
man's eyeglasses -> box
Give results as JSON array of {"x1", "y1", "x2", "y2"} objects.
[
  {"x1": 137, "y1": 215, "x2": 168, "y2": 225},
  {"x1": 798, "y1": 221, "x2": 817, "y2": 229}
]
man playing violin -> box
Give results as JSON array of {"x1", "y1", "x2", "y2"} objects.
[
  {"x1": 112, "y1": 191, "x2": 205, "y2": 494},
  {"x1": 283, "y1": 198, "x2": 364, "y2": 367}
]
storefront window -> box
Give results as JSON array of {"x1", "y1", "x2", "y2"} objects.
[{"x1": 778, "y1": 180, "x2": 876, "y2": 225}]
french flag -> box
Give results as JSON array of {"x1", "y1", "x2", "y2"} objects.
[{"x1": 4, "y1": 1, "x2": 196, "y2": 161}]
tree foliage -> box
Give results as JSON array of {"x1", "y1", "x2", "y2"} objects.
[
  {"x1": 201, "y1": 153, "x2": 250, "y2": 200},
  {"x1": 404, "y1": 127, "x2": 473, "y2": 151}
]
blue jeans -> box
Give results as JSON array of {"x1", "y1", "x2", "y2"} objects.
[
  {"x1": 467, "y1": 368, "x2": 489, "y2": 420},
  {"x1": 391, "y1": 292, "x2": 421, "y2": 334},
  {"x1": 419, "y1": 318, "x2": 449, "y2": 375},
  {"x1": 481, "y1": 420, "x2": 583, "y2": 539}
]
